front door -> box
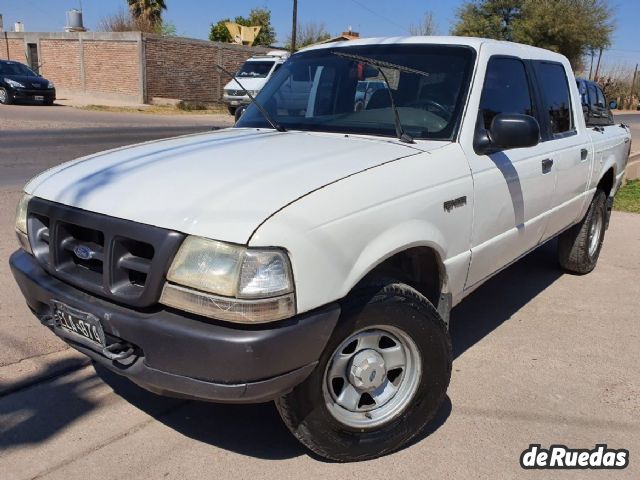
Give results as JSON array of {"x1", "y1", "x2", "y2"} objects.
[{"x1": 462, "y1": 56, "x2": 556, "y2": 290}]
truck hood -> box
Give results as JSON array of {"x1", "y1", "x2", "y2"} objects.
[{"x1": 25, "y1": 128, "x2": 439, "y2": 244}]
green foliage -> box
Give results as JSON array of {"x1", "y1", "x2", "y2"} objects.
[
  {"x1": 127, "y1": 0, "x2": 167, "y2": 27},
  {"x1": 208, "y1": 7, "x2": 276, "y2": 46},
  {"x1": 452, "y1": 0, "x2": 614, "y2": 68},
  {"x1": 613, "y1": 180, "x2": 640, "y2": 214}
]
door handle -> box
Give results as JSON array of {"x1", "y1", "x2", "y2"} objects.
[
  {"x1": 581, "y1": 148, "x2": 588, "y2": 160},
  {"x1": 542, "y1": 158, "x2": 554, "y2": 174}
]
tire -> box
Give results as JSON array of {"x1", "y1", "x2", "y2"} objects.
[
  {"x1": 44, "y1": 99, "x2": 54, "y2": 106},
  {"x1": 275, "y1": 280, "x2": 451, "y2": 462},
  {"x1": 558, "y1": 189, "x2": 607, "y2": 274},
  {"x1": 0, "y1": 87, "x2": 13, "y2": 105},
  {"x1": 227, "y1": 105, "x2": 237, "y2": 115}
]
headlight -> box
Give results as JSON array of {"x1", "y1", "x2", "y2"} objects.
[
  {"x1": 5, "y1": 78, "x2": 25, "y2": 88},
  {"x1": 15, "y1": 194, "x2": 33, "y2": 254},
  {"x1": 47, "y1": 81, "x2": 55, "y2": 89},
  {"x1": 248, "y1": 90, "x2": 260, "y2": 96},
  {"x1": 160, "y1": 237, "x2": 295, "y2": 323}
]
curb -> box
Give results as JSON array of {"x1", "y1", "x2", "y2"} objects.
[{"x1": 0, "y1": 348, "x2": 90, "y2": 398}]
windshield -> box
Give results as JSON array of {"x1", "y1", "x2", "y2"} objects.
[
  {"x1": 0, "y1": 62, "x2": 37, "y2": 77},
  {"x1": 236, "y1": 44, "x2": 476, "y2": 140},
  {"x1": 236, "y1": 60, "x2": 275, "y2": 78}
]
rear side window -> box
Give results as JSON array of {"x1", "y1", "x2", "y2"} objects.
[
  {"x1": 479, "y1": 57, "x2": 533, "y2": 130},
  {"x1": 596, "y1": 85, "x2": 606, "y2": 108},
  {"x1": 535, "y1": 62, "x2": 574, "y2": 135},
  {"x1": 588, "y1": 83, "x2": 598, "y2": 108}
]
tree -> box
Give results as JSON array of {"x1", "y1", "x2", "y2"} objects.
[
  {"x1": 127, "y1": 0, "x2": 167, "y2": 28},
  {"x1": 452, "y1": 0, "x2": 614, "y2": 68},
  {"x1": 98, "y1": 7, "x2": 174, "y2": 35},
  {"x1": 209, "y1": 8, "x2": 276, "y2": 46},
  {"x1": 452, "y1": 0, "x2": 523, "y2": 40},
  {"x1": 409, "y1": 11, "x2": 440, "y2": 36},
  {"x1": 284, "y1": 22, "x2": 331, "y2": 50}
]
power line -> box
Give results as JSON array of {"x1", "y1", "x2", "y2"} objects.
[{"x1": 347, "y1": 0, "x2": 408, "y2": 32}]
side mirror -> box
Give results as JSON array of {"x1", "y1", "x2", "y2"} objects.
[
  {"x1": 609, "y1": 100, "x2": 617, "y2": 110},
  {"x1": 475, "y1": 113, "x2": 540, "y2": 154}
]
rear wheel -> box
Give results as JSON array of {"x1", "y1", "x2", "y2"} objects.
[
  {"x1": 0, "y1": 87, "x2": 13, "y2": 105},
  {"x1": 558, "y1": 189, "x2": 607, "y2": 274},
  {"x1": 275, "y1": 281, "x2": 451, "y2": 462}
]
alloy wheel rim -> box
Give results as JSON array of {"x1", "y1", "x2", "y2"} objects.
[
  {"x1": 0, "y1": 89, "x2": 7, "y2": 103},
  {"x1": 588, "y1": 207, "x2": 603, "y2": 257},
  {"x1": 322, "y1": 325, "x2": 422, "y2": 429}
]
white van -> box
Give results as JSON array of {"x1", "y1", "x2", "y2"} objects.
[{"x1": 222, "y1": 51, "x2": 289, "y2": 114}]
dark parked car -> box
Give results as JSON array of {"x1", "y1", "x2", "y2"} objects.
[
  {"x1": 0, "y1": 60, "x2": 56, "y2": 105},
  {"x1": 576, "y1": 78, "x2": 615, "y2": 126}
]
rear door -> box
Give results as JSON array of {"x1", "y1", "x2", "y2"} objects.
[{"x1": 532, "y1": 61, "x2": 592, "y2": 240}]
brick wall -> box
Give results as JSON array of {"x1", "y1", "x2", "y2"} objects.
[
  {"x1": 40, "y1": 39, "x2": 82, "y2": 90},
  {"x1": 144, "y1": 35, "x2": 269, "y2": 103},
  {"x1": 0, "y1": 38, "x2": 26, "y2": 62},
  {"x1": 83, "y1": 40, "x2": 139, "y2": 97}
]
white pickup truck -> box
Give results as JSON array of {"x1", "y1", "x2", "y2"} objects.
[{"x1": 11, "y1": 37, "x2": 631, "y2": 461}]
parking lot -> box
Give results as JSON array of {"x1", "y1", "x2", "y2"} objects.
[{"x1": 0, "y1": 105, "x2": 639, "y2": 479}]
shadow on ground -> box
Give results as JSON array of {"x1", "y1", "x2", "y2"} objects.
[{"x1": 0, "y1": 240, "x2": 564, "y2": 460}]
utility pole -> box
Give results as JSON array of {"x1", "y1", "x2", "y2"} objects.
[
  {"x1": 589, "y1": 49, "x2": 595, "y2": 81},
  {"x1": 290, "y1": 0, "x2": 297, "y2": 53},
  {"x1": 594, "y1": 47, "x2": 603, "y2": 81},
  {"x1": 629, "y1": 63, "x2": 638, "y2": 110}
]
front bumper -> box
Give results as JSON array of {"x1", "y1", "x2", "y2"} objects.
[
  {"x1": 11, "y1": 87, "x2": 56, "y2": 103},
  {"x1": 10, "y1": 250, "x2": 340, "y2": 403},
  {"x1": 222, "y1": 94, "x2": 250, "y2": 107}
]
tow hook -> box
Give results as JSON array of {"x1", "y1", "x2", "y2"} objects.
[{"x1": 102, "y1": 342, "x2": 135, "y2": 361}]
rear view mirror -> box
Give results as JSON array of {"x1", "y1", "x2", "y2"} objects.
[
  {"x1": 475, "y1": 113, "x2": 540, "y2": 154},
  {"x1": 609, "y1": 100, "x2": 618, "y2": 110}
]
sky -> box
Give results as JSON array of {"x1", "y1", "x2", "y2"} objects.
[{"x1": 1, "y1": 0, "x2": 639, "y2": 72}]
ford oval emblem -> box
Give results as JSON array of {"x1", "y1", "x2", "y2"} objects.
[{"x1": 73, "y1": 245, "x2": 93, "y2": 260}]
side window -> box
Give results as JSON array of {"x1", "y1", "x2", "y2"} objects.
[
  {"x1": 535, "y1": 62, "x2": 574, "y2": 135},
  {"x1": 588, "y1": 83, "x2": 598, "y2": 109},
  {"x1": 596, "y1": 85, "x2": 606, "y2": 108},
  {"x1": 479, "y1": 57, "x2": 533, "y2": 130}
]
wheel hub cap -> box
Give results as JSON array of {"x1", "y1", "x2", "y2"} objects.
[{"x1": 348, "y1": 349, "x2": 386, "y2": 390}]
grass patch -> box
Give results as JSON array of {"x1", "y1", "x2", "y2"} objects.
[
  {"x1": 613, "y1": 179, "x2": 640, "y2": 213},
  {"x1": 79, "y1": 103, "x2": 229, "y2": 116}
]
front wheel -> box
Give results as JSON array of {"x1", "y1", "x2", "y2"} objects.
[
  {"x1": 227, "y1": 105, "x2": 237, "y2": 115},
  {"x1": 0, "y1": 87, "x2": 13, "y2": 105},
  {"x1": 275, "y1": 281, "x2": 451, "y2": 461},
  {"x1": 558, "y1": 189, "x2": 607, "y2": 274}
]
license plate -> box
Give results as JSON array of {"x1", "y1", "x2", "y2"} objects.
[
  {"x1": 230, "y1": 100, "x2": 240, "y2": 105},
  {"x1": 34, "y1": 95, "x2": 44, "y2": 101},
  {"x1": 53, "y1": 302, "x2": 105, "y2": 347}
]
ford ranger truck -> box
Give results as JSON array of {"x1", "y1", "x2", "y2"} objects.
[{"x1": 10, "y1": 37, "x2": 631, "y2": 462}]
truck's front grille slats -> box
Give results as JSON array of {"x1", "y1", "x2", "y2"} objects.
[{"x1": 26, "y1": 198, "x2": 185, "y2": 308}]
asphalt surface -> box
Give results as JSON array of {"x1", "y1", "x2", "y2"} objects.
[{"x1": 0, "y1": 106, "x2": 639, "y2": 479}]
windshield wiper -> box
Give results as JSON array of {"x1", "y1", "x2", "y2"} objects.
[
  {"x1": 333, "y1": 51, "x2": 431, "y2": 144},
  {"x1": 214, "y1": 63, "x2": 286, "y2": 132}
]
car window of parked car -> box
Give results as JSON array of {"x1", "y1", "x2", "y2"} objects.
[
  {"x1": 534, "y1": 62, "x2": 574, "y2": 135},
  {"x1": 588, "y1": 83, "x2": 599, "y2": 109},
  {"x1": 596, "y1": 85, "x2": 606, "y2": 108},
  {"x1": 478, "y1": 57, "x2": 533, "y2": 130},
  {"x1": 0, "y1": 61, "x2": 37, "y2": 76}
]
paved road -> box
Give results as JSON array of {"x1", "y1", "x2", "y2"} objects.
[
  {"x1": 0, "y1": 104, "x2": 229, "y2": 187},
  {"x1": 0, "y1": 105, "x2": 639, "y2": 479},
  {"x1": 615, "y1": 113, "x2": 640, "y2": 151}
]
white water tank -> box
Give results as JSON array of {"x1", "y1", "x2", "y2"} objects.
[{"x1": 14, "y1": 21, "x2": 24, "y2": 32}]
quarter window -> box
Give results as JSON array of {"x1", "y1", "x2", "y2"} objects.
[
  {"x1": 479, "y1": 57, "x2": 533, "y2": 130},
  {"x1": 535, "y1": 62, "x2": 574, "y2": 134}
]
